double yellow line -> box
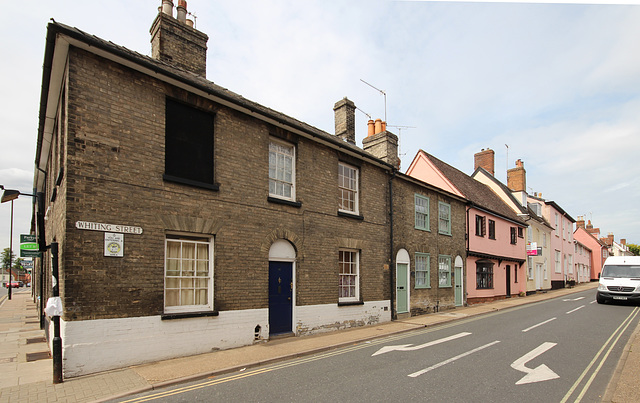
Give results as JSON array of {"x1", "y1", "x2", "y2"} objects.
[
  {"x1": 561, "y1": 306, "x2": 639, "y2": 403},
  {"x1": 121, "y1": 337, "x2": 393, "y2": 402}
]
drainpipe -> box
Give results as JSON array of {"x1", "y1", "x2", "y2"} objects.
[{"x1": 389, "y1": 168, "x2": 397, "y2": 320}]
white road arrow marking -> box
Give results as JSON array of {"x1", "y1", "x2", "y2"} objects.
[
  {"x1": 372, "y1": 332, "x2": 472, "y2": 356},
  {"x1": 408, "y1": 340, "x2": 501, "y2": 378},
  {"x1": 563, "y1": 296, "x2": 585, "y2": 301},
  {"x1": 566, "y1": 305, "x2": 585, "y2": 314},
  {"x1": 511, "y1": 342, "x2": 560, "y2": 385}
]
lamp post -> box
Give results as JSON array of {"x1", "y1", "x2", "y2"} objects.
[
  {"x1": 0, "y1": 186, "x2": 61, "y2": 382},
  {"x1": 1, "y1": 186, "x2": 20, "y2": 300}
]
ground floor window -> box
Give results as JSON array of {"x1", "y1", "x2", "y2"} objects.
[
  {"x1": 165, "y1": 234, "x2": 213, "y2": 313},
  {"x1": 415, "y1": 253, "x2": 430, "y2": 288},
  {"x1": 438, "y1": 255, "x2": 452, "y2": 287},
  {"x1": 476, "y1": 260, "x2": 494, "y2": 289},
  {"x1": 339, "y1": 250, "x2": 359, "y2": 302}
]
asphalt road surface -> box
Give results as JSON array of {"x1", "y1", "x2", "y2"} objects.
[{"x1": 115, "y1": 288, "x2": 639, "y2": 403}]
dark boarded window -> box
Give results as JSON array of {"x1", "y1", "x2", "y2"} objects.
[{"x1": 165, "y1": 99, "x2": 215, "y2": 187}]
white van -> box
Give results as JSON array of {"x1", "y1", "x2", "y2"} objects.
[{"x1": 596, "y1": 256, "x2": 640, "y2": 304}]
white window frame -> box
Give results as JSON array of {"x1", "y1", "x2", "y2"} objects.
[
  {"x1": 438, "y1": 255, "x2": 452, "y2": 287},
  {"x1": 338, "y1": 162, "x2": 359, "y2": 214},
  {"x1": 269, "y1": 139, "x2": 296, "y2": 201},
  {"x1": 438, "y1": 202, "x2": 452, "y2": 235},
  {"x1": 339, "y1": 249, "x2": 360, "y2": 302},
  {"x1": 555, "y1": 250, "x2": 561, "y2": 274},
  {"x1": 414, "y1": 194, "x2": 430, "y2": 231},
  {"x1": 415, "y1": 253, "x2": 430, "y2": 288},
  {"x1": 164, "y1": 234, "x2": 214, "y2": 313}
]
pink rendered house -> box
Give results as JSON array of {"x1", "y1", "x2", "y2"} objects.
[
  {"x1": 574, "y1": 217, "x2": 609, "y2": 281},
  {"x1": 406, "y1": 150, "x2": 528, "y2": 304}
]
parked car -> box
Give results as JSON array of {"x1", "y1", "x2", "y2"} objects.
[{"x1": 5, "y1": 282, "x2": 20, "y2": 288}]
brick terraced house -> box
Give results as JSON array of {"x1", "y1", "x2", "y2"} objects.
[
  {"x1": 32, "y1": 2, "x2": 469, "y2": 378},
  {"x1": 33, "y1": 3, "x2": 401, "y2": 377}
]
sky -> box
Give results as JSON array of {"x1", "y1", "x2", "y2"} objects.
[{"x1": 1, "y1": 0, "x2": 639, "y2": 259}]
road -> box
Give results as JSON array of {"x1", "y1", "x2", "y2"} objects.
[{"x1": 115, "y1": 288, "x2": 639, "y2": 402}]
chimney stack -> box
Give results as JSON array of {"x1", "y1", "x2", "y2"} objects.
[
  {"x1": 333, "y1": 97, "x2": 356, "y2": 144},
  {"x1": 621, "y1": 239, "x2": 626, "y2": 246},
  {"x1": 150, "y1": 0, "x2": 208, "y2": 77},
  {"x1": 474, "y1": 149, "x2": 495, "y2": 176},
  {"x1": 576, "y1": 216, "x2": 585, "y2": 229},
  {"x1": 507, "y1": 159, "x2": 526, "y2": 192},
  {"x1": 362, "y1": 118, "x2": 400, "y2": 169}
]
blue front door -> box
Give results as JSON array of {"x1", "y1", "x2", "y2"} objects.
[{"x1": 269, "y1": 261, "x2": 293, "y2": 335}]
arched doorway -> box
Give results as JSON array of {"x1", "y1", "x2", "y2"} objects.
[
  {"x1": 396, "y1": 249, "x2": 410, "y2": 314},
  {"x1": 268, "y1": 240, "x2": 296, "y2": 336}
]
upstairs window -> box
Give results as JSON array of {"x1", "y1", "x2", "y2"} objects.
[
  {"x1": 164, "y1": 99, "x2": 215, "y2": 188},
  {"x1": 510, "y1": 227, "x2": 517, "y2": 244},
  {"x1": 338, "y1": 162, "x2": 359, "y2": 214},
  {"x1": 488, "y1": 219, "x2": 496, "y2": 240},
  {"x1": 438, "y1": 202, "x2": 451, "y2": 235},
  {"x1": 414, "y1": 195, "x2": 430, "y2": 231},
  {"x1": 269, "y1": 140, "x2": 295, "y2": 200},
  {"x1": 475, "y1": 215, "x2": 486, "y2": 237}
]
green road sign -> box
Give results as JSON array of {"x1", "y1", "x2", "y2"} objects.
[{"x1": 20, "y1": 234, "x2": 42, "y2": 258}]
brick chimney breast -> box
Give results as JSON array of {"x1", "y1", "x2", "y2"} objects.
[
  {"x1": 150, "y1": 0, "x2": 208, "y2": 77},
  {"x1": 507, "y1": 159, "x2": 526, "y2": 192},
  {"x1": 474, "y1": 149, "x2": 495, "y2": 176},
  {"x1": 333, "y1": 97, "x2": 356, "y2": 144}
]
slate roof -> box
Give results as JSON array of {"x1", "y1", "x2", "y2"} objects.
[
  {"x1": 38, "y1": 21, "x2": 389, "y2": 169},
  {"x1": 473, "y1": 167, "x2": 553, "y2": 230},
  {"x1": 418, "y1": 151, "x2": 527, "y2": 226}
]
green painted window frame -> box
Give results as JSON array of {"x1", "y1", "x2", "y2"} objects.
[
  {"x1": 438, "y1": 254, "x2": 452, "y2": 288},
  {"x1": 438, "y1": 202, "x2": 452, "y2": 235},
  {"x1": 414, "y1": 194, "x2": 430, "y2": 231},
  {"x1": 415, "y1": 253, "x2": 430, "y2": 289}
]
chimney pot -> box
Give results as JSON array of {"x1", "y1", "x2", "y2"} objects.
[
  {"x1": 367, "y1": 120, "x2": 375, "y2": 137},
  {"x1": 177, "y1": 0, "x2": 187, "y2": 23},
  {"x1": 374, "y1": 119, "x2": 382, "y2": 134},
  {"x1": 161, "y1": 0, "x2": 173, "y2": 16}
]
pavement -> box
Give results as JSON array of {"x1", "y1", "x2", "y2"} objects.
[{"x1": 0, "y1": 282, "x2": 637, "y2": 402}]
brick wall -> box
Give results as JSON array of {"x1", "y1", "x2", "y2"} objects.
[
  {"x1": 392, "y1": 176, "x2": 467, "y2": 315},
  {"x1": 58, "y1": 48, "x2": 391, "y2": 321}
]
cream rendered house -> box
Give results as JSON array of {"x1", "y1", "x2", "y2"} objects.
[{"x1": 471, "y1": 154, "x2": 553, "y2": 293}]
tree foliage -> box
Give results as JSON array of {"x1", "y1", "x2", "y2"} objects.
[{"x1": 627, "y1": 243, "x2": 640, "y2": 256}]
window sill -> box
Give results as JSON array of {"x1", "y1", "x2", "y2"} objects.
[
  {"x1": 163, "y1": 174, "x2": 220, "y2": 191},
  {"x1": 161, "y1": 310, "x2": 219, "y2": 320},
  {"x1": 338, "y1": 211, "x2": 364, "y2": 221},
  {"x1": 438, "y1": 232, "x2": 452, "y2": 237},
  {"x1": 415, "y1": 286, "x2": 431, "y2": 290},
  {"x1": 415, "y1": 227, "x2": 431, "y2": 232},
  {"x1": 268, "y1": 196, "x2": 302, "y2": 208},
  {"x1": 338, "y1": 300, "x2": 364, "y2": 307}
]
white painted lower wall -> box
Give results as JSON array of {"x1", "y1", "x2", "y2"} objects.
[
  {"x1": 295, "y1": 300, "x2": 391, "y2": 335},
  {"x1": 57, "y1": 300, "x2": 392, "y2": 378},
  {"x1": 59, "y1": 308, "x2": 269, "y2": 378}
]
